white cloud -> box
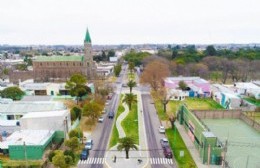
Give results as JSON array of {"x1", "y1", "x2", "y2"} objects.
[{"x1": 0, "y1": 0, "x2": 259, "y2": 44}]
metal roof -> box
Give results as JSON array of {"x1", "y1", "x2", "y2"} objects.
[
  {"x1": 34, "y1": 55, "x2": 84, "y2": 62},
  {"x1": 0, "y1": 101, "x2": 66, "y2": 114}
]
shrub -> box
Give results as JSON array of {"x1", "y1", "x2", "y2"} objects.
[
  {"x1": 48, "y1": 150, "x2": 56, "y2": 162},
  {"x1": 64, "y1": 150, "x2": 75, "y2": 161}
]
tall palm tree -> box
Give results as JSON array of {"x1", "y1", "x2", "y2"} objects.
[
  {"x1": 117, "y1": 136, "x2": 138, "y2": 159},
  {"x1": 127, "y1": 80, "x2": 137, "y2": 93},
  {"x1": 122, "y1": 93, "x2": 137, "y2": 110}
]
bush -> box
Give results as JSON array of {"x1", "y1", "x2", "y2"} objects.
[
  {"x1": 64, "y1": 155, "x2": 73, "y2": 165},
  {"x1": 71, "y1": 106, "x2": 82, "y2": 120},
  {"x1": 68, "y1": 129, "x2": 83, "y2": 139},
  {"x1": 48, "y1": 150, "x2": 56, "y2": 162},
  {"x1": 64, "y1": 149, "x2": 75, "y2": 161}
]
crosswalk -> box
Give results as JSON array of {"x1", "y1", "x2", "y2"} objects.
[
  {"x1": 150, "y1": 158, "x2": 174, "y2": 165},
  {"x1": 78, "y1": 158, "x2": 105, "y2": 165},
  {"x1": 77, "y1": 157, "x2": 174, "y2": 165}
]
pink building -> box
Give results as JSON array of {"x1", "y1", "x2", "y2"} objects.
[{"x1": 164, "y1": 77, "x2": 210, "y2": 96}]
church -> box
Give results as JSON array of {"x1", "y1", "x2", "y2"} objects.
[{"x1": 32, "y1": 29, "x2": 96, "y2": 82}]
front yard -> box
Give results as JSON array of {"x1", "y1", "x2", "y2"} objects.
[{"x1": 155, "y1": 98, "x2": 223, "y2": 121}]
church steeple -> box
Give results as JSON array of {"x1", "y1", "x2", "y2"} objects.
[{"x1": 84, "y1": 28, "x2": 92, "y2": 43}]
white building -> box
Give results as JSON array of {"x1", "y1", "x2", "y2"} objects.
[{"x1": 20, "y1": 110, "x2": 70, "y2": 132}]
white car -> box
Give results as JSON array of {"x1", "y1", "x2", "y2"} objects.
[
  {"x1": 85, "y1": 139, "x2": 93, "y2": 150},
  {"x1": 98, "y1": 116, "x2": 104, "y2": 123},
  {"x1": 159, "y1": 126, "x2": 165, "y2": 133}
]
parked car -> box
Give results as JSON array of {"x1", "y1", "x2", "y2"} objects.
[
  {"x1": 163, "y1": 146, "x2": 173, "y2": 159},
  {"x1": 80, "y1": 149, "x2": 89, "y2": 160},
  {"x1": 85, "y1": 139, "x2": 93, "y2": 150},
  {"x1": 98, "y1": 116, "x2": 104, "y2": 123},
  {"x1": 105, "y1": 101, "x2": 110, "y2": 106},
  {"x1": 108, "y1": 112, "x2": 114, "y2": 119},
  {"x1": 107, "y1": 93, "x2": 113, "y2": 100},
  {"x1": 160, "y1": 138, "x2": 170, "y2": 148},
  {"x1": 159, "y1": 126, "x2": 165, "y2": 133}
]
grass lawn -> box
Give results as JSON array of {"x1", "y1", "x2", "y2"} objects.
[
  {"x1": 121, "y1": 102, "x2": 139, "y2": 144},
  {"x1": 109, "y1": 95, "x2": 125, "y2": 148},
  {"x1": 156, "y1": 98, "x2": 223, "y2": 121},
  {"x1": 128, "y1": 72, "x2": 135, "y2": 80},
  {"x1": 166, "y1": 128, "x2": 197, "y2": 168},
  {"x1": 243, "y1": 97, "x2": 260, "y2": 106}
]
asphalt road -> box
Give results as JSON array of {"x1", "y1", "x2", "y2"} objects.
[
  {"x1": 82, "y1": 65, "x2": 127, "y2": 168},
  {"x1": 142, "y1": 93, "x2": 176, "y2": 168}
]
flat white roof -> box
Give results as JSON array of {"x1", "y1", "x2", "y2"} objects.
[
  {"x1": 0, "y1": 101, "x2": 66, "y2": 114},
  {"x1": 22, "y1": 110, "x2": 68, "y2": 119},
  {"x1": 235, "y1": 82, "x2": 260, "y2": 90},
  {"x1": 0, "y1": 130, "x2": 54, "y2": 149}
]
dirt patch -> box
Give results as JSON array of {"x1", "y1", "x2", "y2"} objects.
[{"x1": 80, "y1": 117, "x2": 96, "y2": 132}]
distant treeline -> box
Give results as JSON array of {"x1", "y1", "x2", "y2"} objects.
[{"x1": 123, "y1": 45, "x2": 260, "y2": 83}]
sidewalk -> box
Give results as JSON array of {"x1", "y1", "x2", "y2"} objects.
[
  {"x1": 175, "y1": 122, "x2": 221, "y2": 168},
  {"x1": 105, "y1": 90, "x2": 149, "y2": 168}
]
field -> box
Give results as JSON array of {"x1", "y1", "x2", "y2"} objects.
[
  {"x1": 109, "y1": 95, "x2": 125, "y2": 148},
  {"x1": 121, "y1": 102, "x2": 139, "y2": 144},
  {"x1": 203, "y1": 119, "x2": 260, "y2": 168}
]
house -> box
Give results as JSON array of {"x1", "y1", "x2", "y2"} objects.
[
  {"x1": 211, "y1": 84, "x2": 241, "y2": 109},
  {"x1": 0, "y1": 130, "x2": 56, "y2": 160},
  {"x1": 0, "y1": 101, "x2": 68, "y2": 131},
  {"x1": 164, "y1": 77, "x2": 211, "y2": 98}
]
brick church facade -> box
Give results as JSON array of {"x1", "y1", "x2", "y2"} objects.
[{"x1": 33, "y1": 29, "x2": 96, "y2": 82}]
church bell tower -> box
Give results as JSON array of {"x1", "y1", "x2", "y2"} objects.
[{"x1": 84, "y1": 28, "x2": 96, "y2": 79}]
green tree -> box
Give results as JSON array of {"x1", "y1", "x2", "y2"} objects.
[
  {"x1": 127, "y1": 80, "x2": 136, "y2": 93},
  {"x1": 122, "y1": 93, "x2": 137, "y2": 110},
  {"x1": 108, "y1": 49, "x2": 115, "y2": 57},
  {"x1": 83, "y1": 101, "x2": 102, "y2": 120},
  {"x1": 70, "y1": 106, "x2": 82, "y2": 120},
  {"x1": 128, "y1": 62, "x2": 135, "y2": 73},
  {"x1": 64, "y1": 155, "x2": 73, "y2": 165},
  {"x1": 205, "y1": 45, "x2": 217, "y2": 56},
  {"x1": 48, "y1": 151, "x2": 55, "y2": 162},
  {"x1": 68, "y1": 129, "x2": 83, "y2": 139},
  {"x1": 101, "y1": 50, "x2": 107, "y2": 61},
  {"x1": 178, "y1": 81, "x2": 187, "y2": 91},
  {"x1": 0, "y1": 86, "x2": 25, "y2": 100},
  {"x1": 65, "y1": 137, "x2": 79, "y2": 152},
  {"x1": 64, "y1": 150, "x2": 75, "y2": 162},
  {"x1": 65, "y1": 74, "x2": 91, "y2": 104},
  {"x1": 117, "y1": 137, "x2": 138, "y2": 159},
  {"x1": 52, "y1": 150, "x2": 68, "y2": 168},
  {"x1": 114, "y1": 63, "x2": 122, "y2": 77}
]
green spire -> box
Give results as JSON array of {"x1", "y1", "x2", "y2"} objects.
[{"x1": 84, "y1": 28, "x2": 92, "y2": 43}]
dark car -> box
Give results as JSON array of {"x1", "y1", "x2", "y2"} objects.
[
  {"x1": 80, "y1": 149, "x2": 89, "y2": 160},
  {"x1": 108, "y1": 112, "x2": 114, "y2": 119},
  {"x1": 160, "y1": 138, "x2": 170, "y2": 148},
  {"x1": 163, "y1": 146, "x2": 173, "y2": 159}
]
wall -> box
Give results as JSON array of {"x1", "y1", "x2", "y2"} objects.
[
  {"x1": 9, "y1": 133, "x2": 54, "y2": 160},
  {"x1": 240, "y1": 113, "x2": 260, "y2": 131},
  {"x1": 193, "y1": 110, "x2": 242, "y2": 119},
  {"x1": 9, "y1": 71, "x2": 34, "y2": 84},
  {"x1": 178, "y1": 105, "x2": 224, "y2": 165}
]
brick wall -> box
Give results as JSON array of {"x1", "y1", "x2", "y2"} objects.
[{"x1": 9, "y1": 70, "x2": 34, "y2": 84}]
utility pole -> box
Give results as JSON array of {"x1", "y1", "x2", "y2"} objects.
[
  {"x1": 23, "y1": 141, "x2": 28, "y2": 168},
  {"x1": 222, "y1": 139, "x2": 228, "y2": 168}
]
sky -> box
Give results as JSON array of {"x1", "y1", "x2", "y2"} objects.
[{"x1": 0, "y1": 0, "x2": 259, "y2": 45}]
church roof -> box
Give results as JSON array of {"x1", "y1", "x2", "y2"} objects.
[
  {"x1": 34, "y1": 56, "x2": 84, "y2": 62},
  {"x1": 84, "y1": 29, "x2": 92, "y2": 43}
]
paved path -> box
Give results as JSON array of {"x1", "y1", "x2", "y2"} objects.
[
  {"x1": 104, "y1": 90, "x2": 149, "y2": 168},
  {"x1": 115, "y1": 97, "x2": 128, "y2": 138}
]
